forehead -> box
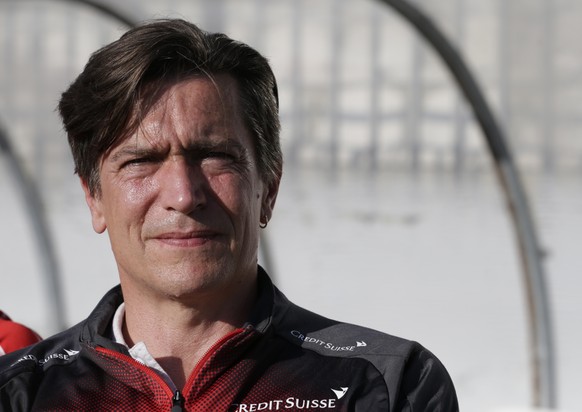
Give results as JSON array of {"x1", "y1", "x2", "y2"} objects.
[
  {"x1": 114, "y1": 74, "x2": 249, "y2": 151},
  {"x1": 155, "y1": 74, "x2": 242, "y2": 136}
]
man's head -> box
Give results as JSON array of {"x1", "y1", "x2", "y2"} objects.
[
  {"x1": 59, "y1": 19, "x2": 282, "y2": 198},
  {"x1": 58, "y1": 19, "x2": 282, "y2": 302}
]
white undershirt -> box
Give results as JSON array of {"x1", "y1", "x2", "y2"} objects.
[{"x1": 112, "y1": 303, "x2": 177, "y2": 391}]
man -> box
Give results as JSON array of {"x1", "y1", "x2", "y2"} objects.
[
  {"x1": 0, "y1": 19, "x2": 458, "y2": 411},
  {"x1": 0, "y1": 311, "x2": 41, "y2": 356}
]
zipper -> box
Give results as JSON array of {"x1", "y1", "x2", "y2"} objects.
[
  {"x1": 171, "y1": 390, "x2": 184, "y2": 411},
  {"x1": 95, "y1": 327, "x2": 249, "y2": 411}
]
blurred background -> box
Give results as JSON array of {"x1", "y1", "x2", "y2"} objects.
[{"x1": 0, "y1": 0, "x2": 580, "y2": 410}]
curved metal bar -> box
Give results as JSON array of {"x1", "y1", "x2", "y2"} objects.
[
  {"x1": 55, "y1": 0, "x2": 138, "y2": 27},
  {"x1": 1, "y1": 0, "x2": 138, "y2": 28},
  {"x1": 0, "y1": 122, "x2": 67, "y2": 332},
  {"x1": 0, "y1": 0, "x2": 137, "y2": 333},
  {"x1": 374, "y1": 0, "x2": 556, "y2": 407}
]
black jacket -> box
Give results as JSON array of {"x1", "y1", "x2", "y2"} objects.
[{"x1": 0, "y1": 268, "x2": 458, "y2": 411}]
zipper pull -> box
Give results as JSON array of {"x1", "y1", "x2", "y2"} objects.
[{"x1": 171, "y1": 390, "x2": 184, "y2": 412}]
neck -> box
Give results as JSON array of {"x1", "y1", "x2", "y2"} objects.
[{"x1": 120, "y1": 277, "x2": 257, "y2": 390}]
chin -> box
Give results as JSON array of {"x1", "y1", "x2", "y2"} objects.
[{"x1": 157, "y1": 265, "x2": 234, "y2": 297}]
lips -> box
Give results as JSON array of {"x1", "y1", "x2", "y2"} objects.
[{"x1": 152, "y1": 230, "x2": 221, "y2": 247}]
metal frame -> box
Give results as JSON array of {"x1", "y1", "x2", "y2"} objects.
[
  {"x1": 0, "y1": 122, "x2": 67, "y2": 332},
  {"x1": 375, "y1": 0, "x2": 556, "y2": 407}
]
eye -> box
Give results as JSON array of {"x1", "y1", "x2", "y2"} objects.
[
  {"x1": 120, "y1": 155, "x2": 159, "y2": 169},
  {"x1": 199, "y1": 151, "x2": 243, "y2": 174},
  {"x1": 122, "y1": 157, "x2": 147, "y2": 166},
  {"x1": 201, "y1": 151, "x2": 238, "y2": 166}
]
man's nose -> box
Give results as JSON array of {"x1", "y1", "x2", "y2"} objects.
[{"x1": 159, "y1": 157, "x2": 207, "y2": 214}]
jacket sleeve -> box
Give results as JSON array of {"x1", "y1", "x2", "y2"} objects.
[{"x1": 393, "y1": 345, "x2": 459, "y2": 411}]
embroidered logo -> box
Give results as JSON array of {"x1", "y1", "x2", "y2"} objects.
[
  {"x1": 11, "y1": 348, "x2": 80, "y2": 368},
  {"x1": 331, "y1": 387, "x2": 349, "y2": 400},
  {"x1": 290, "y1": 330, "x2": 368, "y2": 352},
  {"x1": 230, "y1": 385, "x2": 349, "y2": 410}
]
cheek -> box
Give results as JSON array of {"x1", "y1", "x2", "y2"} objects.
[
  {"x1": 104, "y1": 179, "x2": 156, "y2": 225},
  {"x1": 125, "y1": 181, "x2": 154, "y2": 206},
  {"x1": 208, "y1": 174, "x2": 262, "y2": 216}
]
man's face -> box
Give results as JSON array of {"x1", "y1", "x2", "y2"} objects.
[{"x1": 82, "y1": 75, "x2": 278, "y2": 302}]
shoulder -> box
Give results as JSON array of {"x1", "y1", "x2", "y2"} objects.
[
  {"x1": 271, "y1": 289, "x2": 458, "y2": 410},
  {"x1": 0, "y1": 288, "x2": 122, "y2": 408},
  {"x1": 0, "y1": 322, "x2": 87, "y2": 411},
  {"x1": 271, "y1": 289, "x2": 422, "y2": 363},
  {"x1": 0, "y1": 322, "x2": 83, "y2": 386},
  {"x1": 0, "y1": 284, "x2": 122, "y2": 380}
]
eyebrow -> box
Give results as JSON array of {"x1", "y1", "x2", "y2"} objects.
[
  {"x1": 109, "y1": 147, "x2": 159, "y2": 163},
  {"x1": 109, "y1": 138, "x2": 249, "y2": 162},
  {"x1": 198, "y1": 139, "x2": 247, "y2": 154}
]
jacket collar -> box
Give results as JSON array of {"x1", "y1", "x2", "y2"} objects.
[{"x1": 80, "y1": 284, "x2": 126, "y2": 352}]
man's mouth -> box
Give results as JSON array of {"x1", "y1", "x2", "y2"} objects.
[{"x1": 153, "y1": 231, "x2": 220, "y2": 247}]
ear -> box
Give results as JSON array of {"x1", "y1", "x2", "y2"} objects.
[
  {"x1": 80, "y1": 178, "x2": 107, "y2": 234},
  {"x1": 261, "y1": 175, "x2": 281, "y2": 223}
]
